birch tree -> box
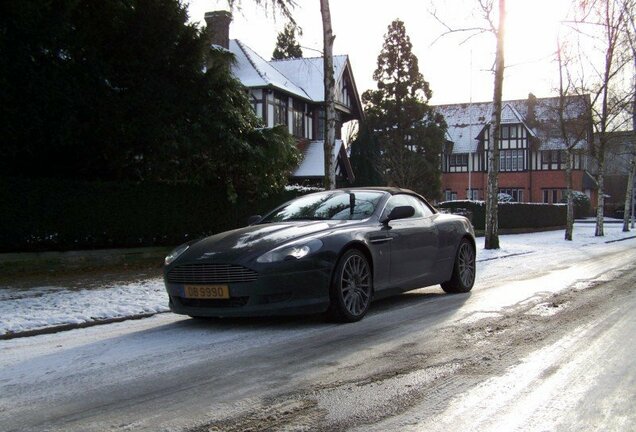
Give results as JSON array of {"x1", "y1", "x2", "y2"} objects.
[
  {"x1": 572, "y1": 0, "x2": 630, "y2": 236},
  {"x1": 555, "y1": 39, "x2": 591, "y2": 241},
  {"x1": 620, "y1": 0, "x2": 636, "y2": 232},
  {"x1": 484, "y1": 0, "x2": 506, "y2": 250},
  {"x1": 431, "y1": 0, "x2": 507, "y2": 249},
  {"x1": 320, "y1": 0, "x2": 337, "y2": 189}
]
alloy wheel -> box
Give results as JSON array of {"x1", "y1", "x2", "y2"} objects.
[
  {"x1": 340, "y1": 253, "x2": 371, "y2": 317},
  {"x1": 458, "y1": 242, "x2": 475, "y2": 288}
]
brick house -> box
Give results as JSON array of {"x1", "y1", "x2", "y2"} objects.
[
  {"x1": 205, "y1": 11, "x2": 362, "y2": 184},
  {"x1": 434, "y1": 94, "x2": 597, "y2": 206}
]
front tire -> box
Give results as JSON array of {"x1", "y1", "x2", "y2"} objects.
[
  {"x1": 441, "y1": 238, "x2": 475, "y2": 293},
  {"x1": 327, "y1": 249, "x2": 372, "y2": 323}
]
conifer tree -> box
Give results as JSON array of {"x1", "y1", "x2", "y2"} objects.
[
  {"x1": 272, "y1": 22, "x2": 303, "y2": 60},
  {"x1": 361, "y1": 19, "x2": 446, "y2": 199}
]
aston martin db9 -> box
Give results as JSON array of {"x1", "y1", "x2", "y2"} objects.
[{"x1": 163, "y1": 187, "x2": 476, "y2": 322}]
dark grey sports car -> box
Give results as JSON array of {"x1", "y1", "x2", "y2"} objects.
[{"x1": 163, "y1": 187, "x2": 476, "y2": 322}]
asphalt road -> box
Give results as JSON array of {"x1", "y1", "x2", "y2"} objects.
[{"x1": 1, "y1": 241, "x2": 635, "y2": 432}]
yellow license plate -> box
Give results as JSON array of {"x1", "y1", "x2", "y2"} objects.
[{"x1": 183, "y1": 285, "x2": 229, "y2": 299}]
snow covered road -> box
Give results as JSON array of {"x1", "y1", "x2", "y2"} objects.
[{"x1": 1, "y1": 223, "x2": 635, "y2": 431}]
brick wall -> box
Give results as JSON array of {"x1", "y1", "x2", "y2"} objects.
[{"x1": 441, "y1": 169, "x2": 593, "y2": 204}]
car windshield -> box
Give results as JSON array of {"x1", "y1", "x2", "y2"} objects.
[{"x1": 260, "y1": 191, "x2": 385, "y2": 223}]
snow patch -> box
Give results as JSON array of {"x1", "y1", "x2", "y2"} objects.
[
  {"x1": 527, "y1": 302, "x2": 570, "y2": 317},
  {"x1": 0, "y1": 278, "x2": 168, "y2": 336}
]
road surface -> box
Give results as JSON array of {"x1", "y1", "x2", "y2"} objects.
[{"x1": 1, "y1": 236, "x2": 635, "y2": 431}]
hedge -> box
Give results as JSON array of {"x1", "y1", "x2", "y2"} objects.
[
  {"x1": 437, "y1": 200, "x2": 566, "y2": 231},
  {"x1": 0, "y1": 177, "x2": 302, "y2": 252}
]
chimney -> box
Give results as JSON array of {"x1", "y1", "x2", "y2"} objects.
[{"x1": 205, "y1": 11, "x2": 232, "y2": 50}]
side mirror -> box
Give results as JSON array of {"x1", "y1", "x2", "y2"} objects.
[
  {"x1": 247, "y1": 215, "x2": 262, "y2": 225},
  {"x1": 382, "y1": 206, "x2": 415, "y2": 225}
]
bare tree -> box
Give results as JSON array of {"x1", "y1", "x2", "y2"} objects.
[
  {"x1": 484, "y1": 0, "x2": 506, "y2": 250},
  {"x1": 555, "y1": 39, "x2": 591, "y2": 241},
  {"x1": 320, "y1": 0, "x2": 336, "y2": 190},
  {"x1": 620, "y1": 0, "x2": 636, "y2": 231},
  {"x1": 430, "y1": 0, "x2": 506, "y2": 249},
  {"x1": 571, "y1": 0, "x2": 631, "y2": 236}
]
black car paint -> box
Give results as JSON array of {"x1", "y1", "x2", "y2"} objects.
[{"x1": 164, "y1": 187, "x2": 475, "y2": 318}]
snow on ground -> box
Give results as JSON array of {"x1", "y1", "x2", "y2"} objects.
[
  {"x1": 0, "y1": 278, "x2": 167, "y2": 336},
  {"x1": 0, "y1": 222, "x2": 634, "y2": 337}
]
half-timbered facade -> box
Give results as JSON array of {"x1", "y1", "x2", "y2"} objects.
[
  {"x1": 205, "y1": 11, "x2": 363, "y2": 183},
  {"x1": 435, "y1": 94, "x2": 596, "y2": 205}
]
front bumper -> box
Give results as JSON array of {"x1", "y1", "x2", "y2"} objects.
[{"x1": 164, "y1": 264, "x2": 332, "y2": 318}]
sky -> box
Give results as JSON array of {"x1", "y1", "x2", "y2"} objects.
[{"x1": 186, "y1": 0, "x2": 575, "y2": 106}]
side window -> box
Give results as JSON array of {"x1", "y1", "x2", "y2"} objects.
[{"x1": 384, "y1": 194, "x2": 432, "y2": 219}]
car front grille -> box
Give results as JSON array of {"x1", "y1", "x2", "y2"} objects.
[{"x1": 167, "y1": 263, "x2": 258, "y2": 284}]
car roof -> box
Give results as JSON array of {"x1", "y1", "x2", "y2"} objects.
[{"x1": 336, "y1": 186, "x2": 422, "y2": 197}]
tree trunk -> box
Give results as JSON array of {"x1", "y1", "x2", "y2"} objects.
[
  {"x1": 565, "y1": 150, "x2": 574, "y2": 240},
  {"x1": 623, "y1": 154, "x2": 635, "y2": 231},
  {"x1": 595, "y1": 151, "x2": 605, "y2": 236},
  {"x1": 625, "y1": 81, "x2": 636, "y2": 231},
  {"x1": 320, "y1": 0, "x2": 336, "y2": 190},
  {"x1": 557, "y1": 40, "x2": 574, "y2": 241},
  {"x1": 484, "y1": 0, "x2": 506, "y2": 250}
]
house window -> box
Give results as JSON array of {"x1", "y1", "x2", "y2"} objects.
[
  {"x1": 449, "y1": 153, "x2": 469, "y2": 172},
  {"x1": 466, "y1": 189, "x2": 480, "y2": 200},
  {"x1": 444, "y1": 190, "x2": 458, "y2": 201},
  {"x1": 292, "y1": 100, "x2": 305, "y2": 138},
  {"x1": 272, "y1": 92, "x2": 288, "y2": 126},
  {"x1": 543, "y1": 189, "x2": 565, "y2": 204},
  {"x1": 541, "y1": 150, "x2": 565, "y2": 170},
  {"x1": 499, "y1": 149, "x2": 525, "y2": 172},
  {"x1": 315, "y1": 109, "x2": 325, "y2": 140},
  {"x1": 499, "y1": 188, "x2": 524, "y2": 202}
]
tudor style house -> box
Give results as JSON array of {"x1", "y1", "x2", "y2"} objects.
[
  {"x1": 205, "y1": 11, "x2": 362, "y2": 183},
  {"x1": 435, "y1": 94, "x2": 597, "y2": 206}
]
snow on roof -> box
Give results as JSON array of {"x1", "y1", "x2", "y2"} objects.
[
  {"x1": 229, "y1": 39, "x2": 349, "y2": 103},
  {"x1": 270, "y1": 55, "x2": 348, "y2": 102},
  {"x1": 435, "y1": 95, "x2": 590, "y2": 154},
  {"x1": 438, "y1": 103, "x2": 491, "y2": 153},
  {"x1": 293, "y1": 140, "x2": 343, "y2": 177},
  {"x1": 230, "y1": 40, "x2": 310, "y2": 100}
]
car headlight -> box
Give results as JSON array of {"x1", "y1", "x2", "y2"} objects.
[
  {"x1": 165, "y1": 244, "x2": 190, "y2": 266},
  {"x1": 256, "y1": 239, "x2": 323, "y2": 263}
]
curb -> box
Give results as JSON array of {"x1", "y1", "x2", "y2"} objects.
[
  {"x1": 0, "y1": 311, "x2": 169, "y2": 341},
  {"x1": 605, "y1": 235, "x2": 636, "y2": 244},
  {"x1": 477, "y1": 251, "x2": 534, "y2": 262}
]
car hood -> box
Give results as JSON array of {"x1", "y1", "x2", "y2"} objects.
[{"x1": 175, "y1": 220, "x2": 360, "y2": 265}]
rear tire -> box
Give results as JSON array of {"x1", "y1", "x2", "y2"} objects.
[
  {"x1": 441, "y1": 238, "x2": 475, "y2": 293},
  {"x1": 327, "y1": 249, "x2": 372, "y2": 323}
]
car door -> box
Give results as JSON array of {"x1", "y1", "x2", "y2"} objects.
[{"x1": 383, "y1": 194, "x2": 439, "y2": 289}]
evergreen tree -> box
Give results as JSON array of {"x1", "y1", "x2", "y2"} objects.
[
  {"x1": 361, "y1": 19, "x2": 446, "y2": 199},
  {"x1": 0, "y1": 0, "x2": 299, "y2": 199},
  {"x1": 349, "y1": 124, "x2": 384, "y2": 187},
  {"x1": 272, "y1": 22, "x2": 303, "y2": 60}
]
